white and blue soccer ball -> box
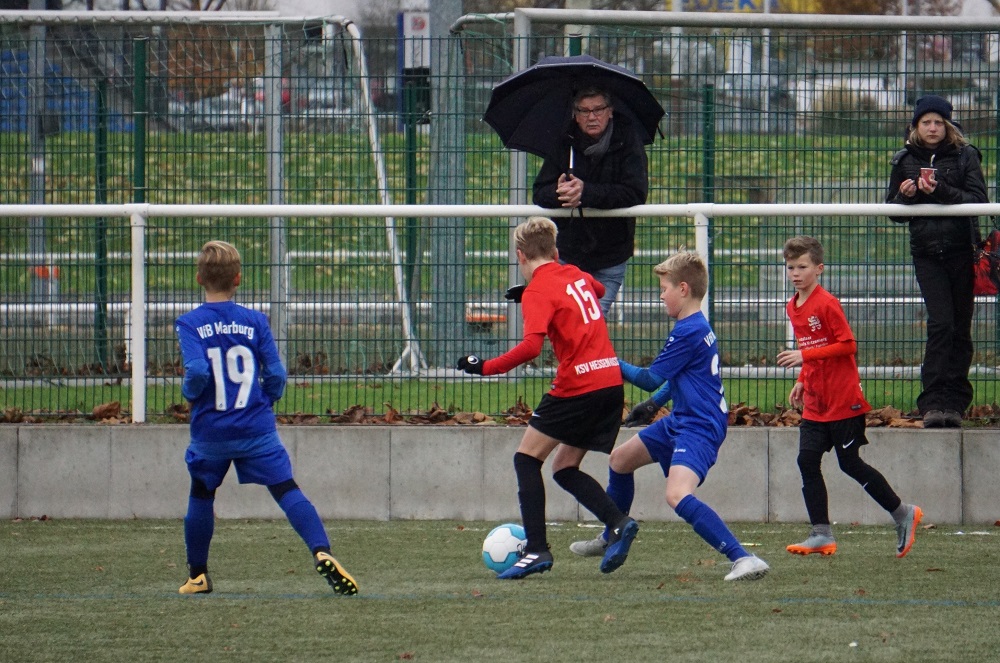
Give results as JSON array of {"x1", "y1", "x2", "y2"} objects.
[{"x1": 481, "y1": 523, "x2": 527, "y2": 573}]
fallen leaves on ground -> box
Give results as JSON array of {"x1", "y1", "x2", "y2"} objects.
[
  {"x1": 3, "y1": 397, "x2": 990, "y2": 429},
  {"x1": 727, "y1": 403, "x2": 801, "y2": 427},
  {"x1": 91, "y1": 401, "x2": 122, "y2": 423}
]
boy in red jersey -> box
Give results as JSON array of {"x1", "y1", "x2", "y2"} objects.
[
  {"x1": 776, "y1": 236, "x2": 922, "y2": 558},
  {"x1": 456, "y1": 216, "x2": 637, "y2": 579}
]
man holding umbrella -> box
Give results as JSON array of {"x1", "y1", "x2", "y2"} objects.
[
  {"x1": 484, "y1": 55, "x2": 662, "y2": 316},
  {"x1": 532, "y1": 86, "x2": 648, "y2": 316}
]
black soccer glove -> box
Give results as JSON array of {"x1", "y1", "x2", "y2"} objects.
[
  {"x1": 456, "y1": 355, "x2": 484, "y2": 375},
  {"x1": 623, "y1": 397, "x2": 660, "y2": 427},
  {"x1": 504, "y1": 284, "x2": 526, "y2": 304}
]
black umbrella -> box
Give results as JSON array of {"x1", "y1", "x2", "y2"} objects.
[{"x1": 483, "y1": 54, "x2": 665, "y2": 159}]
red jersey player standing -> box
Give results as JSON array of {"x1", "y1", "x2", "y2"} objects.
[
  {"x1": 457, "y1": 216, "x2": 638, "y2": 579},
  {"x1": 776, "y1": 236, "x2": 923, "y2": 559}
]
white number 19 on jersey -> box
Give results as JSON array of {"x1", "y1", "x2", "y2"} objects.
[{"x1": 206, "y1": 345, "x2": 256, "y2": 411}]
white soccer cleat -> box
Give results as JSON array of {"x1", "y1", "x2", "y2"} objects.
[
  {"x1": 724, "y1": 555, "x2": 770, "y2": 581},
  {"x1": 569, "y1": 534, "x2": 608, "y2": 557}
]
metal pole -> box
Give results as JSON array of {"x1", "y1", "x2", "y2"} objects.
[
  {"x1": 995, "y1": 87, "x2": 999, "y2": 201},
  {"x1": 703, "y1": 83, "x2": 716, "y2": 326},
  {"x1": 761, "y1": 0, "x2": 771, "y2": 134},
  {"x1": 404, "y1": 83, "x2": 419, "y2": 303},
  {"x1": 132, "y1": 38, "x2": 147, "y2": 204},
  {"x1": 702, "y1": 83, "x2": 716, "y2": 203},
  {"x1": 507, "y1": 9, "x2": 532, "y2": 356},
  {"x1": 130, "y1": 211, "x2": 147, "y2": 423},
  {"x1": 94, "y1": 78, "x2": 109, "y2": 369},
  {"x1": 564, "y1": 0, "x2": 591, "y2": 55},
  {"x1": 995, "y1": 86, "x2": 999, "y2": 348},
  {"x1": 130, "y1": 39, "x2": 148, "y2": 421},
  {"x1": 568, "y1": 33, "x2": 582, "y2": 56},
  {"x1": 27, "y1": 11, "x2": 47, "y2": 304},
  {"x1": 694, "y1": 212, "x2": 710, "y2": 319},
  {"x1": 428, "y1": 0, "x2": 466, "y2": 368},
  {"x1": 264, "y1": 25, "x2": 289, "y2": 366}
]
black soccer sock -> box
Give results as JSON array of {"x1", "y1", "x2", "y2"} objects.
[
  {"x1": 512, "y1": 452, "x2": 548, "y2": 553},
  {"x1": 797, "y1": 448, "x2": 831, "y2": 526},
  {"x1": 189, "y1": 565, "x2": 208, "y2": 578},
  {"x1": 553, "y1": 466, "x2": 625, "y2": 529},
  {"x1": 835, "y1": 445, "x2": 902, "y2": 514}
]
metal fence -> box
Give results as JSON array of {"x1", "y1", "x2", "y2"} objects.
[{"x1": 2, "y1": 9, "x2": 1000, "y2": 420}]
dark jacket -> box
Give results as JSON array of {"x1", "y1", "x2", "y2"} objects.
[
  {"x1": 532, "y1": 115, "x2": 648, "y2": 272},
  {"x1": 886, "y1": 141, "x2": 988, "y2": 257}
]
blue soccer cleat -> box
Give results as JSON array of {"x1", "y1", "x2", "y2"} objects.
[{"x1": 600, "y1": 517, "x2": 639, "y2": 574}]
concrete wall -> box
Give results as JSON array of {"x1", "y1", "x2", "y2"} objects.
[{"x1": 3, "y1": 424, "x2": 998, "y2": 524}]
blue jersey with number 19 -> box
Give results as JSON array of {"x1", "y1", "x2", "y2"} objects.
[{"x1": 175, "y1": 301, "x2": 286, "y2": 448}]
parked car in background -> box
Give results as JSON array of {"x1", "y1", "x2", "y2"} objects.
[
  {"x1": 167, "y1": 84, "x2": 259, "y2": 132},
  {"x1": 252, "y1": 76, "x2": 291, "y2": 115},
  {"x1": 291, "y1": 76, "x2": 360, "y2": 132}
]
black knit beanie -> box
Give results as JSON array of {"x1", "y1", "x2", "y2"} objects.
[{"x1": 911, "y1": 95, "x2": 953, "y2": 127}]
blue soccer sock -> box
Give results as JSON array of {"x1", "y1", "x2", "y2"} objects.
[
  {"x1": 184, "y1": 495, "x2": 215, "y2": 572},
  {"x1": 276, "y1": 488, "x2": 330, "y2": 554},
  {"x1": 675, "y1": 494, "x2": 748, "y2": 562},
  {"x1": 601, "y1": 468, "x2": 635, "y2": 541}
]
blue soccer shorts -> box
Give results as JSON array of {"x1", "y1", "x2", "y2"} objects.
[
  {"x1": 185, "y1": 443, "x2": 294, "y2": 491},
  {"x1": 638, "y1": 417, "x2": 721, "y2": 485}
]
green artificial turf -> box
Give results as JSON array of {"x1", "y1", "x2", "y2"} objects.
[{"x1": 2, "y1": 518, "x2": 998, "y2": 662}]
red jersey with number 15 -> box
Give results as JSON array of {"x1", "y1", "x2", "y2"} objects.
[{"x1": 521, "y1": 262, "x2": 622, "y2": 397}]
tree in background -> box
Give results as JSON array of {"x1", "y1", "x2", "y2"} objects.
[
  {"x1": 358, "y1": 0, "x2": 670, "y2": 28},
  {"x1": 816, "y1": 0, "x2": 958, "y2": 15},
  {"x1": 58, "y1": 0, "x2": 274, "y2": 10}
]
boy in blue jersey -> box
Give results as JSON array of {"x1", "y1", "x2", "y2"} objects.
[
  {"x1": 570, "y1": 252, "x2": 769, "y2": 581},
  {"x1": 174, "y1": 240, "x2": 357, "y2": 596}
]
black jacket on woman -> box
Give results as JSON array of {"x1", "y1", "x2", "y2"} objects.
[
  {"x1": 532, "y1": 115, "x2": 648, "y2": 273},
  {"x1": 886, "y1": 141, "x2": 988, "y2": 256},
  {"x1": 886, "y1": 136, "x2": 988, "y2": 418}
]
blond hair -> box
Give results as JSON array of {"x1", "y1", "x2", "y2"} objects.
[
  {"x1": 782, "y1": 236, "x2": 824, "y2": 266},
  {"x1": 654, "y1": 252, "x2": 707, "y2": 299},
  {"x1": 197, "y1": 240, "x2": 241, "y2": 293},
  {"x1": 908, "y1": 118, "x2": 969, "y2": 149},
  {"x1": 514, "y1": 216, "x2": 558, "y2": 261}
]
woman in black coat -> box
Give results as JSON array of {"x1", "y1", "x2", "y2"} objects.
[{"x1": 886, "y1": 95, "x2": 989, "y2": 428}]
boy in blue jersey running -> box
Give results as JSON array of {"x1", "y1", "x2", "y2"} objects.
[
  {"x1": 570, "y1": 252, "x2": 769, "y2": 581},
  {"x1": 174, "y1": 240, "x2": 357, "y2": 596}
]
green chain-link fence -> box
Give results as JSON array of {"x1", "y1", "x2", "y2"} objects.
[{"x1": 1, "y1": 10, "x2": 999, "y2": 420}]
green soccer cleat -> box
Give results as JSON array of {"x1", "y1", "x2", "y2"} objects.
[{"x1": 315, "y1": 551, "x2": 359, "y2": 595}]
